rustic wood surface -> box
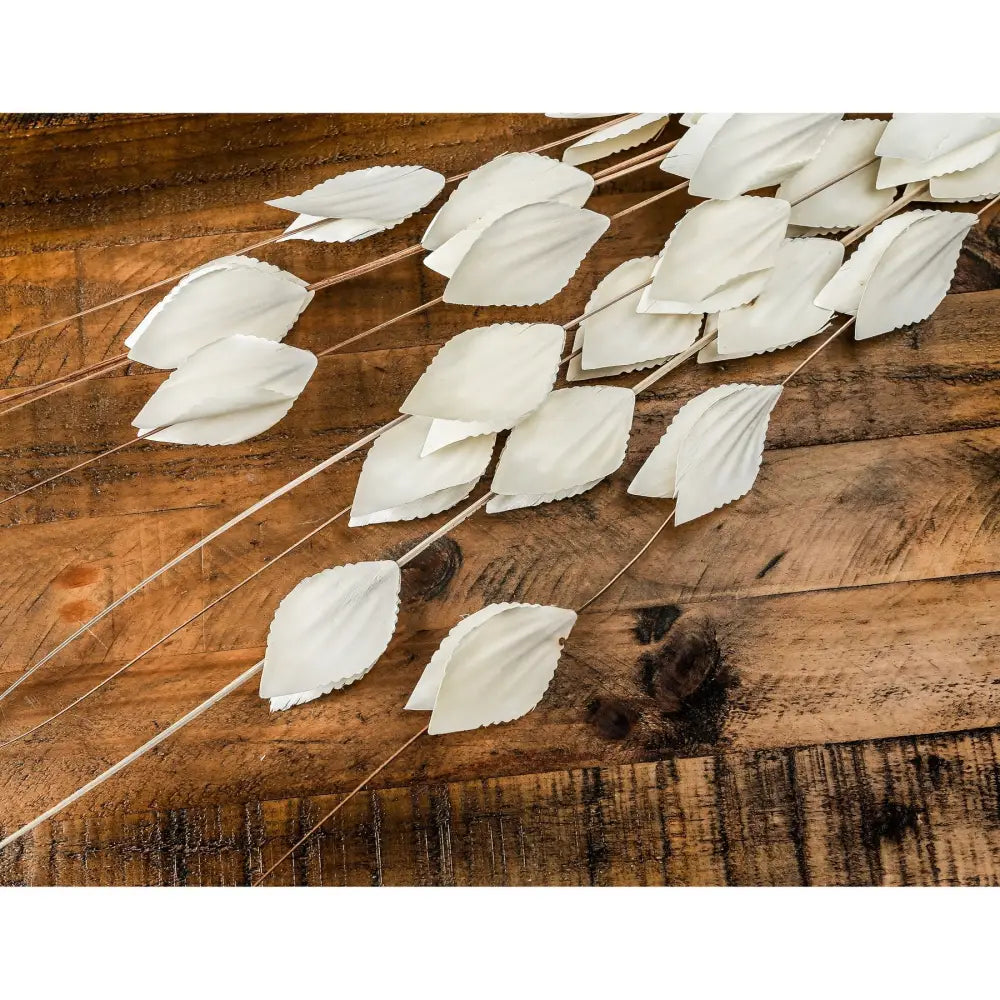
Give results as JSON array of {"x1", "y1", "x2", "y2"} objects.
[{"x1": 0, "y1": 113, "x2": 998, "y2": 886}]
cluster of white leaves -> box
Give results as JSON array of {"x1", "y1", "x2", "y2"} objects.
[
  {"x1": 125, "y1": 255, "x2": 313, "y2": 370},
  {"x1": 875, "y1": 115, "x2": 1000, "y2": 197},
  {"x1": 815, "y1": 209, "x2": 976, "y2": 340},
  {"x1": 662, "y1": 114, "x2": 842, "y2": 199},
  {"x1": 629, "y1": 384, "x2": 783, "y2": 525},
  {"x1": 405, "y1": 603, "x2": 577, "y2": 734},
  {"x1": 133, "y1": 335, "x2": 317, "y2": 445},
  {"x1": 268, "y1": 164, "x2": 445, "y2": 243},
  {"x1": 259, "y1": 561, "x2": 401, "y2": 711},
  {"x1": 778, "y1": 118, "x2": 893, "y2": 231}
]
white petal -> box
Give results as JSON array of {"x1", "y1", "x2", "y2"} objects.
[
  {"x1": 277, "y1": 213, "x2": 398, "y2": 244},
  {"x1": 674, "y1": 384, "x2": 782, "y2": 525},
  {"x1": 577, "y1": 257, "x2": 701, "y2": 371},
  {"x1": 813, "y1": 211, "x2": 924, "y2": 316},
  {"x1": 401, "y1": 322, "x2": 564, "y2": 431},
  {"x1": 408, "y1": 603, "x2": 577, "y2": 735},
  {"x1": 132, "y1": 335, "x2": 317, "y2": 445},
  {"x1": 258, "y1": 561, "x2": 401, "y2": 700},
  {"x1": 125, "y1": 256, "x2": 313, "y2": 370},
  {"x1": 875, "y1": 114, "x2": 1000, "y2": 162},
  {"x1": 628, "y1": 384, "x2": 745, "y2": 499},
  {"x1": 930, "y1": 147, "x2": 1000, "y2": 201},
  {"x1": 778, "y1": 118, "x2": 894, "y2": 230},
  {"x1": 422, "y1": 152, "x2": 594, "y2": 251},
  {"x1": 855, "y1": 210, "x2": 975, "y2": 340},
  {"x1": 687, "y1": 114, "x2": 842, "y2": 200},
  {"x1": 350, "y1": 416, "x2": 495, "y2": 527},
  {"x1": 561, "y1": 114, "x2": 669, "y2": 166},
  {"x1": 490, "y1": 386, "x2": 634, "y2": 502},
  {"x1": 715, "y1": 238, "x2": 843, "y2": 358},
  {"x1": 660, "y1": 114, "x2": 731, "y2": 180},
  {"x1": 267, "y1": 164, "x2": 444, "y2": 222},
  {"x1": 876, "y1": 131, "x2": 1000, "y2": 189},
  {"x1": 443, "y1": 202, "x2": 610, "y2": 307},
  {"x1": 638, "y1": 197, "x2": 790, "y2": 314}
]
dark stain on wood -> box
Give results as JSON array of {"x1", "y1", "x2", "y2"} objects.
[
  {"x1": 53, "y1": 564, "x2": 99, "y2": 589},
  {"x1": 586, "y1": 698, "x2": 640, "y2": 740},
  {"x1": 393, "y1": 537, "x2": 462, "y2": 603},
  {"x1": 860, "y1": 800, "x2": 921, "y2": 853},
  {"x1": 634, "y1": 603, "x2": 682, "y2": 645},
  {"x1": 756, "y1": 551, "x2": 786, "y2": 579}
]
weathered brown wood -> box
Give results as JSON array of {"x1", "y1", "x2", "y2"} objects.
[
  {"x1": 4, "y1": 726, "x2": 1000, "y2": 886},
  {"x1": 1, "y1": 113, "x2": 998, "y2": 886}
]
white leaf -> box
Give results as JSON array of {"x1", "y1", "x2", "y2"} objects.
[
  {"x1": 562, "y1": 113, "x2": 669, "y2": 166},
  {"x1": 422, "y1": 153, "x2": 594, "y2": 251},
  {"x1": 125, "y1": 255, "x2": 313, "y2": 370},
  {"x1": 777, "y1": 118, "x2": 894, "y2": 230},
  {"x1": 877, "y1": 131, "x2": 1000, "y2": 190},
  {"x1": 685, "y1": 114, "x2": 842, "y2": 200},
  {"x1": 277, "y1": 213, "x2": 398, "y2": 244},
  {"x1": 714, "y1": 238, "x2": 843, "y2": 358},
  {"x1": 660, "y1": 114, "x2": 731, "y2": 180},
  {"x1": 628, "y1": 384, "x2": 745, "y2": 499},
  {"x1": 405, "y1": 603, "x2": 577, "y2": 735},
  {"x1": 401, "y1": 322, "x2": 564, "y2": 436},
  {"x1": 258, "y1": 560, "x2": 401, "y2": 702},
  {"x1": 638, "y1": 197, "x2": 790, "y2": 314},
  {"x1": 485, "y1": 478, "x2": 604, "y2": 514},
  {"x1": 267, "y1": 164, "x2": 444, "y2": 223},
  {"x1": 443, "y1": 202, "x2": 610, "y2": 307},
  {"x1": 930, "y1": 147, "x2": 1000, "y2": 201},
  {"x1": 679, "y1": 113, "x2": 703, "y2": 127},
  {"x1": 673, "y1": 384, "x2": 782, "y2": 525},
  {"x1": 576, "y1": 257, "x2": 701, "y2": 371},
  {"x1": 132, "y1": 335, "x2": 317, "y2": 446},
  {"x1": 875, "y1": 114, "x2": 1000, "y2": 162},
  {"x1": 855, "y1": 210, "x2": 975, "y2": 340},
  {"x1": 813, "y1": 211, "x2": 920, "y2": 316},
  {"x1": 815, "y1": 209, "x2": 975, "y2": 331},
  {"x1": 489, "y1": 386, "x2": 634, "y2": 512},
  {"x1": 350, "y1": 416, "x2": 495, "y2": 527}
]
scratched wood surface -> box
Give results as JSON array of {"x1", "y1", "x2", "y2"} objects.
[{"x1": 0, "y1": 114, "x2": 998, "y2": 886}]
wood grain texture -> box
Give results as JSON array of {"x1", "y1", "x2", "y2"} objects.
[{"x1": 0, "y1": 113, "x2": 998, "y2": 886}]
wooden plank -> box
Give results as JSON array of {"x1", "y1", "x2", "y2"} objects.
[
  {"x1": 4, "y1": 726, "x2": 1000, "y2": 886},
  {"x1": 0, "y1": 571, "x2": 996, "y2": 838}
]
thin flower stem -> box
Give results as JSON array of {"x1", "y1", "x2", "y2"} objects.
[{"x1": 252, "y1": 724, "x2": 430, "y2": 885}]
